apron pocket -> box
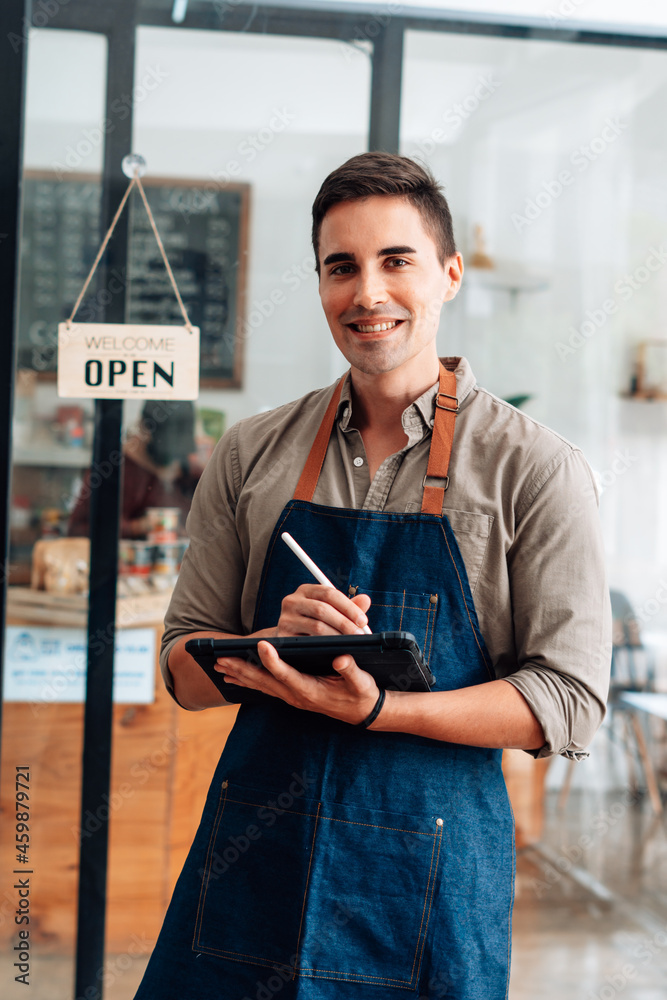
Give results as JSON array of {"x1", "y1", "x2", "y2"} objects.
[
  {"x1": 193, "y1": 779, "x2": 321, "y2": 972},
  {"x1": 361, "y1": 589, "x2": 439, "y2": 668},
  {"x1": 296, "y1": 799, "x2": 443, "y2": 989}
]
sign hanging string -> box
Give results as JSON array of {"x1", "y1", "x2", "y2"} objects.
[{"x1": 65, "y1": 171, "x2": 194, "y2": 333}]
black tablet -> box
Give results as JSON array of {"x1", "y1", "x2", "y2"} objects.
[{"x1": 185, "y1": 632, "x2": 436, "y2": 704}]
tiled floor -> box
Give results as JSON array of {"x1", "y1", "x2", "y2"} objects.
[
  {"x1": 510, "y1": 785, "x2": 667, "y2": 999},
  {"x1": 4, "y1": 790, "x2": 667, "y2": 999}
]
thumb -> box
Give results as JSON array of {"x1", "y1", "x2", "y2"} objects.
[
  {"x1": 351, "y1": 593, "x2": 371, "y2": 615},
  {"x1": 332, "y1": 654, "x2": 366, "y2": 693}
]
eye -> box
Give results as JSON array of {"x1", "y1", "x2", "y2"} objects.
[
  {"x1": 330, "y1": 263, "x2": 355, "y2": 276},
  {"x1": 386, "y1": 257, "x2": 409, "y2": 267}
]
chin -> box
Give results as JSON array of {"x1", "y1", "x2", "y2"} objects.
[{"x1": 346, "y1": 345, "x2": 409, "y2": 376}]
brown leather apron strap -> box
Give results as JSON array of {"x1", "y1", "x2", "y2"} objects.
[
  {"x1": 421, "y1": 365, "x2": 458, "y2": 515},
  {"x1": 293, "y1": 376, "x2": 346, "y2": 502},
  {"x1": 293, "y1": 365, "x2": 458, "y2": 511}
]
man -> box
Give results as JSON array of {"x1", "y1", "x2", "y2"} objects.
[{"x1": 135, "y1": 153, "x2": 610, "y2": 1000}]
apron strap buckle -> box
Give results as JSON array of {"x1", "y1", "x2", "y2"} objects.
[
  {"x1": 435, "y1": 392, "x2": 459, "y2": 412},
  {"x1": 423, "y1": 473, "x2": 450, "y2": 492}
]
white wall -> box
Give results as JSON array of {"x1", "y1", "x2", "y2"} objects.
[{"x1": 401, "y1": 30, "x2": 667, "y2": 642}]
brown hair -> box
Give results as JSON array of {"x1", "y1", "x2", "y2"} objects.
[{"x1": 311, "y1": 152, "x2": 457, "y2": 274}]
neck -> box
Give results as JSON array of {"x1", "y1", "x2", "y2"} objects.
[{"x1": 349, "y1": 352, "x2": 441, "y2": 434}]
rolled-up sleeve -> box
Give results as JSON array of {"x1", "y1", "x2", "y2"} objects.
[{"x1": 502, "y1": 449, "x2": 612, "y2": 759}]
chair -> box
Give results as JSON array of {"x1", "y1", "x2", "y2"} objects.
[{"x1": 557, "y1": 589, "x2": 657, "y2": 812}]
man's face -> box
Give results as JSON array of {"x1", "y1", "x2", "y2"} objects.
[{"x1": 318, "y1": 195, "x2": 463, "y2": 377}]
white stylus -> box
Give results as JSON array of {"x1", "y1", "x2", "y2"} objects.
[{"x1": 281, "y1": 531, "x2": 372, "y2": 634}]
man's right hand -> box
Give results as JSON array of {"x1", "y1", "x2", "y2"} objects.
[
  {"x1": 277, "y1": 584, "x2": 371, "y2": 637},
  {"x1": 170, "y1": 588, "x2": 371, "y2": 710}
]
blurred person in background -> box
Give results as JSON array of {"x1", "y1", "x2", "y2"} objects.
[{"x1": 68, "y1": 400, "x2": 202, "y2": 539}]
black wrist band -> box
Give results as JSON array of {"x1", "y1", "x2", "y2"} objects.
[{"x1": 358, "y1": 688, "x2": 386, "y2": 729}]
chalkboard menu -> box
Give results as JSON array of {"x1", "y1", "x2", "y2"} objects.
[{"x1": 18, "y1": 173, "x2": 249, "y2": 387}]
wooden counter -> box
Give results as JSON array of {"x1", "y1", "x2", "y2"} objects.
[{"x1": 1, "y1": 589, "x2": 239, "y2": 955}]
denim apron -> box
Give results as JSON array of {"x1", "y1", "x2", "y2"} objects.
[{"x1": 135, "y1": 366, "x2": 515, "y2": 1000}]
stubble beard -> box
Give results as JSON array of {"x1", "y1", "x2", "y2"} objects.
[{"x1": 336, "y1": 321, "x2": 417, "y2": 376}]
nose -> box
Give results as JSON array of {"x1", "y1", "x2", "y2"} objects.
[{"x1": 352, "y1": 267, "x2": 389, "y2": 311}]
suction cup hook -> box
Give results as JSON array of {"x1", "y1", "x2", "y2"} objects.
[{"x1": 121, "y1": 153, "x2": 147, "y2": 178}]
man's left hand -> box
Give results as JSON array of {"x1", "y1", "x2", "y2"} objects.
[{"x1": 215, "y1": 641, "x2": 381, "y2": 726}]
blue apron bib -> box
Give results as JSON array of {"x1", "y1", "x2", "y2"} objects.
[{"x1": 135, "y1": 366, "x2": 515, "y2": 1000}]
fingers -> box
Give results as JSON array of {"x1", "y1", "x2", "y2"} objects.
[
  {"x1": 257, "y1": 639, "x2": 294, "y2": 677},
  {"x1": 278, "y1": 584, "x2": 369, "y2": 636}
]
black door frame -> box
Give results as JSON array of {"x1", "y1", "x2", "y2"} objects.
[{"x1": 1, "y1": 2, "x2": 666, "y2": 997}]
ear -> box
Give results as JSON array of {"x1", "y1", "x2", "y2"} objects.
[{"x1": 443, "y1": 252, "x2": 464, "y2": 302}]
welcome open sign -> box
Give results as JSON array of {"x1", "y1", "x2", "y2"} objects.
[{"x1": 57, "y1": 322, "x2": 200, "y2": 400}]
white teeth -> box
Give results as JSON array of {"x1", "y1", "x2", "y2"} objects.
[{"x1": 356, "y1": 321, "x2": 398, "y2": 332}]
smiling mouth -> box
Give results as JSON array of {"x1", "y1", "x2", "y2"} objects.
[{"x1": 349, "y1": 320, "x2": 403, "y2": 333}]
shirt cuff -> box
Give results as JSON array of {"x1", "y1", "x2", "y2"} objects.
[
  {"x1": 502, "y1": 667, "x2": 603, "y2": 760},
  {"x1": 159, "y1": 634, "x2": 183, "y2": 705}
]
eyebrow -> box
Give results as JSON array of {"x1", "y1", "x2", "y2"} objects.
[{"x1": 322, "y1": 245, "x2": 418, "y2": 267}]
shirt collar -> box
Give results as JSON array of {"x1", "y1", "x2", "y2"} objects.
[{"x1": 336, "y1": 356, "x2": 477, "y2": 435}]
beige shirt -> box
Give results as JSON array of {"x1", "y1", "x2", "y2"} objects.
[{"x1": 162, "y1": 357, "x2": 611, "y2": 759}]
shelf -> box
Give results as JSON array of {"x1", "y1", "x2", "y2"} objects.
[{"x1": 12, "y1": 445, "x2": 92, "y2": 468}]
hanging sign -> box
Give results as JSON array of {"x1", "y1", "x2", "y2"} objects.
[
  {"x1": 57, "y1": 321, "x2": 200, "y2": 400},
  {"x1": 56, "y1": 157, "x2": 201, "y2": 401}
]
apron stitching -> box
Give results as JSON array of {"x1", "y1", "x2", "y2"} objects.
[
  {"x1": 323, "y1": 818, "x2": 437, "y2": 835},
  {"x1": 297, "y1": 970, "x2": 418, "y2": 987},
  {"x1": 196, "y1": 946, "x2": 294, "y2": 966},
  {"x1": 252, "y1": 507, "x2": 297, "y2": 630},
  {"x1": 470, "y1": 525, "x2": 492, "y2": 598},
  {"x1": 219, "y1": 798, "x2": 437, "y2": 835},
  {"x1": 292, "y1": 801, "x2": 321, "y2": 978},
  {"x1": 423, "y1": 603, "x2": 431, "y2": 662},
  {"x1": 223, "y1": 797, "x2": 313, "y2": 816},
  {"x1": 367, "y1": 602, "x2": 435, "y2": 610},
  {"x1": 193, "y1": 781, "x2": 229, "y2": 951},
  {"x1": 426, "y1": 600, "x2": 438, "y2": 667},
  {"x1": 291, "y1": 503, "x2": 441, "y2": 525},
  {"x1": 439, "y1": 523, "x2": 495, "y2": 680},
  {"x1": 297, "y1": 827, "x2": 442, "y2": 987},
  {"x1": 504, "y1": 814, "x2": 517, "y2": 1000},
  {"x1": 413, "y1": 825, "x2": 444, "y2": 988},
  {"x1": 409, "y1": 823, "x2": 443, "y2": 985}
]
